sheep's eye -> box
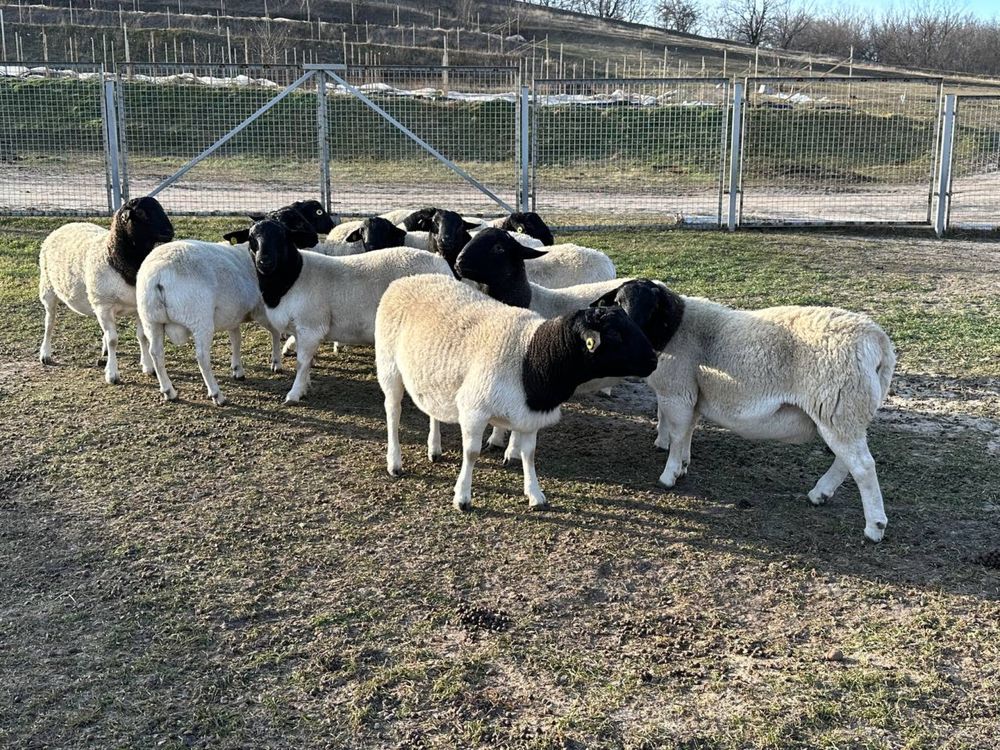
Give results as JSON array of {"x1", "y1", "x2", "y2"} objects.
[
  {"x1": 230, "y1": 237, "x2": 237, "y2": 245},
  {"x1": 316, "y1": 209, "x2": 323, "y2": 215},
  {"x1": 585, "y1": 337, "x2": 596, "y2": 352}
]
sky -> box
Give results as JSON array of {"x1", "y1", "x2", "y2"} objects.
[{"x1": 859, "y1": 0, "x2": 999, "y2": 19}]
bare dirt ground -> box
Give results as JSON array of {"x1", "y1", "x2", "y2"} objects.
[{"x1": 0, "y1": 222, "x2": 998, "y2": 749}]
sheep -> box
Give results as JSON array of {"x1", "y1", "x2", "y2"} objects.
[
  {"x1": 225, "y1": 199, "x2": 337, "y2": 247},
  {"x1": 136, "y1": 206, "x2": 320, "y2": 405},
  {"x1": 38, "y1": 196, "x2": 175, "y2": 384},
  {"x1": 248, "y1": 219, "x2": 453, "y2": 403},
  {"x1": 488, "y1": 210, "x2": 556, "y2": 246},
  {"x1": 375, "y1": 273, "x2": 658, "y2": 511},
  {"x1": 453, "y1": 227, "x2": 630, "y2": 450},
  {"x1": 592, "y1": 279, "x2": 896, "y2": 543},
  {"x1": 312, "y1": 216, "x2": 430, "y2": 256}
]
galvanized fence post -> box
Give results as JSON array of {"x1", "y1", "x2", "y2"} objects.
[
  {"x1": 518, "y1": 83, "x2": 530, "y2": 213},
  {"x1": 727, "y1": 82, "x2": 744, "y2": 232},
  {"x1": 316, "y1": 69, "x2": 331, "y2": 213},
  {"x1": 934, "y1": 94, "x2": 957, "y2": 238},
  {"x1": 103, "y1": 78, "x2": 123, "y2": 212}
]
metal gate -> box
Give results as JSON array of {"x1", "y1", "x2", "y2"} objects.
[
  {"x1": 946, "y1": 95, "x2": 1000, "y2": 230},
  {"x1": 737, "y1": 77, "x2": 943, "y2": 226},
  {"x1": 113, "y1": 63, "x2": 519, "y2": 217},
  {"x1": 531, "y1": 77, "x2": 730, "y2": 229}
]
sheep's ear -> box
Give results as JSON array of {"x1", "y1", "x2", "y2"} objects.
[
  {"x1": 119, "y1": 206, "x2": 131, "y2": 223},
  {"x1": 517, "y1": 245, "x2": 547, "y2": 260},
  {"x1": 462, "y1": 219, "x2": 481, "y2": 229},
  {"x1": 582, "y1": 329, "x2": 601, "y2": 353},
  {"x1": 344, "y1": 227, "x2": 363, "y2": 243},
  {"x1": 224, "y1": 229, "x2": 250, "y2": 245},
  {"x1": 590, "y1": 287, "x2": 622, "y2": 307},
  {"x1": 289, "y1": 228, "x2": 318, "y2": 248},
  {"x1": 246, "y1": 212, "x2": 265, "y2": 221}
]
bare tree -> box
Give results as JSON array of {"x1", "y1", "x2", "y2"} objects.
[
  {"x1": 252, "y1": 20, "x2": 290, "y2": 65},
  {"x1": 769, "y1": 0, "x2": 813, "y2": 49},
  {"x1": 560, "y1": 0, "x2": 649, "y2": 22},
  {"x1": 656, "y1": 0, "x2": 701, "y2": 33},
  {"x1": 715, "y1": 0, "x2": 772, "y2": 45}
]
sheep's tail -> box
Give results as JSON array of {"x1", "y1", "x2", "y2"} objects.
[
  {"x1": 137, "y1": 271, "x2": 188, "y2": 346},
  {"x1": 860, "y1": 323, "x2": 896, "y2": 411}
]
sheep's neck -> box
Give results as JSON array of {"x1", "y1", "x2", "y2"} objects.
[
  {"x1": 521, "y1": 319, "x2": 587, "y2": 413},
  {"x1": 105, "y1": 219, "x2": 153, "y2": 286},
  {"x1": 486, "y1": 273, "x2": 532, "y2": 309},
  {"x1": 258, "y1": 249, "x2": 303, "y2": 308}
]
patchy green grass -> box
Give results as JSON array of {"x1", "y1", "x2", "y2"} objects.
[{"x1": 1, "y1": 220, "x2": 998, "y2": 749}]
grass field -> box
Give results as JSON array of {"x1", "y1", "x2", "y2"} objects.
[{"x1": 1, "y1": 219, "x2": 998, "y2": 749}]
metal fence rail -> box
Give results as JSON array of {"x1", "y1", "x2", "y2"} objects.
[
  {"x1": 948, "y1": 95, "x2": 1000, "y2": 230},
  {"x1": 118, "y1": 63, "x2": 320, "y2": 216},
  {"x1": 0, "y1": 62, "x2": 109, "y2": 215},
  {"x1": 531, "y1": 77, "x2": 730, "y2": 228},
  {"x1": 327, "y1": 65, "x2": 519, "y2": 217},
  {"x1": 739, "y1": 77, "x2": 943, "y2": 225}
]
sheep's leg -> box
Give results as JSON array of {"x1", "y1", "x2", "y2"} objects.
[
  {"x1": 282, "y1": 335, "x2": 296, "y2": 358},
  {"x1": 454, "y1": 413, "x2": 489, "y2": 511},
  {"x1": 502, "y1": 430, "x2": 521, "y2": 466},
  {"x1": 654, "y1": 398, "x2": 670, "y2": 451},
  {"x1": 515, "y1": 430, "x2": 547, "y2": 509},
  {"x1": 817, "y1": 427, "x2": 888, "y2": 543},
  {"x1": 427, "y1": 417, "x2": 442, "y2": 463},
  {"x1": 136, "y1": 319, "x2": 156, "y2": 376},
  {"x1": 285, "y1": 330, "x2": 321, "y2": 403},
  {"x1": 808, "y1": 456, "x2": 850, "y2": 506},
  {"x1": 192, "y1": 329, "x2": 226, "y2": 406},
  {"x1": 228, "y1": 328, "x2": 245, "y2": 380},
  {"x1": 94, "y1": 305, "x2": 121, "y2": 385},
  {"x1": 657, "y1": 398, "x2": 696, "y2": 489},
  {"x1": 381, "y1": 371, "x2": 405, "y2": 477},
  {"x1": 267, "y1": 328, "x2": 282, "y2": 373},
  {"x1": 147, "y1": 322, "x2": 177, "y2": 401},
  {"x1": 39, "y1": 289, "x2": 58, "y2": 365},
  {"x1": 485, "y1": 425, "x2": 509, "y2": 451}
]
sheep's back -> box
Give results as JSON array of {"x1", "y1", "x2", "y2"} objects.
[
  {"x1": 526, "y1": 244, "x2": 616, "y2": 289},
  {"x1": 530, "y1": 278, "x2": 629, "y2": 319},
  {"x1": 39, "y1": 223, "x2": 108, "y2": 313}
]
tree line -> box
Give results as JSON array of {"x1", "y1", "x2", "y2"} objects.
[{"x1": 520, "y1": 0, "x2": 1000, "y2": 77}]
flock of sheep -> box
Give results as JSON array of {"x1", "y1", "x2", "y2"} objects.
[{"x1": 36, "y1": 196, "x2": 895, "y2": 542}]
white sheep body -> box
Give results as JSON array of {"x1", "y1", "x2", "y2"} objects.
[
  {"x1": 525, "y1": 244, "x2": 616, "y2": 288},
  {"x1": 262, "y1": 247, "x2": 452, "y2": 402},
  {"x1": 643, "y1": 286, "x2": 895, "y2": 542},
  {"x1": 136, "y1": 240, "x2": 282, "y2": 405},
  {"x1": 527, "y1": 277, "x2": 631, "y2": 319}
]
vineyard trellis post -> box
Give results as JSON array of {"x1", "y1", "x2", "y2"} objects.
[{"x1": 934, "y1": 94, "x2": 957, "y2": 237}]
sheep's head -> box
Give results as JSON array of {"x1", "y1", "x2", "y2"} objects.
[
  {"x1": 117, "y1": 196, "x2": 174, "y2": 248},
  {"x1": 565, "y1": 305, "x2": 659, "y2": 379},
  {"x1": 453, "y1": 228, "x2": 545, "y2": 308},
  {"x1": 225, "y1": 205, "x2": 319, "y2": 248},
  {"x1": 249, "y1": 219, "x2": 297, "y2": 276},
  {"x1": 500, "y1": 211, "x2": 554, "y2": 246},
  {"x1": 590, "y1": 279, "x2": 685, "y2": 352},
  {"x1": 399, "y1": 207, "x2": 440, "y2": 231},
  {"x1": 429, "y1": 210, "x2": 481, "y2": 268},
  {"x1": 289, "y1": 199, "x2": 339, "y2": 235},
  {"x1": 344, "y1": 216, "x2": 407, "y2": 251}
]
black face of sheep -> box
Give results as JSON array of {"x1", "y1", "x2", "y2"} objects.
[
  {"x1": 119, "y1": 196, "x2": 174, "y2": 246},
  {"x1": 500, "y1": 211, "x2": 554, "y2": 246},
  {"x1": 343, "y1": 216, "x2": 407, "y2": 251},
  {"x1": 289, "y1": 199, "x2": 338, "y2": 235},
  {"x1": 399, "y1": 206, "x2": 440, "y2": 231},
  {"x1": 591, "y1": 279, "x2": 686, "y2": 352},
  {"x1": 224, "y1": 205, "x2": 319, "y2": 248},
  {"x1": 454, "y1": 228, "x2": 545, "y2": 308},
  {"x1": 571, "y1": 306, "x2": 660, "y2": 379},
  {"x1": 430, "y1": 210, "x2": 482, "y2": 268},
  {"x1": 249, "y1": 219, "x2": 296, "y2": 276}
]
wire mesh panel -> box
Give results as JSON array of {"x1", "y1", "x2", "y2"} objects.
[
  {"x1": 740, "y1": 77, "x2": 943, "y2": 225},
  {"x1": 0, "y1": 63, "x2": 109, "y2": 216},
  {"x1": 119, "y1": 64, "x2": 320, "y2": 216},
  {"x1": 327, "y1": 65, "x2": 519, "y2": 218},
  {"x1": 531, "y1": 78, "x2": 730, "y2": 229},
  {"x1": 948, "y1": 96, "x2": 1000, "y2": 230}
]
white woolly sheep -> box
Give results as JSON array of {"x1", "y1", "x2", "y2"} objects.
[
  {"x1": 38, "y1": 196, "x2": 175, "y2": 384},
  {"x1": 135, "y1": 205, "x2": 321, "y2": 405},
  {"x1": 592, "y1": 279, "x2": 896, "y2": 543},
  {"x1": 248, "y1": 219, "x2": 452, "y2": 403},
  {"x1": 375, "y1": 274, "x2": 658, "y2": 511}
]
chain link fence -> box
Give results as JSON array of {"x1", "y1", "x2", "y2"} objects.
[
  {"x1": 327, "y1": 65, "x2": 519, "y2": 217},
  {"x1": 948, "y1": 95, "x2": 1000, "y2": 230},
  {"x1": 739, "y1": 77, "x2": 943, "y2": 225},
  {"x1": 531, "y1": 77, "x2": 730, "y2": 228},
  {"x1": 0, "y1": 62, "x2": 110, "y2": 215},
  {"x1": 117, "y1": 63, "x2": 319, "y2": 216}
]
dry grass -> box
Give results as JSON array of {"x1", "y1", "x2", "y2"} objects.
[{"x1": 1, "y1": 220, "x2": 998, "y2": 749}]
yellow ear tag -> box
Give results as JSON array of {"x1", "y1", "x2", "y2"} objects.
[
  {"x1": 586, "y1": 336, "x2": 596, "y2": 352},
  {"x1": 230, "y1": 236, "x2": 237, "y2": 245}
]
